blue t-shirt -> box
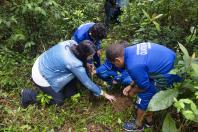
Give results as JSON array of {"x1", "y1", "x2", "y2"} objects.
[
  {"x1": 72, "y1": 22, "x2": 101, "y2": 50},
  {"x1": 125, "y1": 42, "x2": 176, "y2": 92}
]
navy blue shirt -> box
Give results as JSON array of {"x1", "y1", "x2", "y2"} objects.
[{"x1": 125, "y1": 42, "x2": 176, "y2": 92}]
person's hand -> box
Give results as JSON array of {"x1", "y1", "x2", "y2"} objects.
[
  {"x1": 123, "y1": 85, "x2": 132, "y2": 96},
  {"x1": 87, "y1": 63, "x2": 94, "y2": 73},
  {"x1": 91, "y1": 70, "x2": 96, "y2": 76},
  {"x1": 97, "y1": 50, "x2": 101, "y2": 57},
  {"x1": 103, "y1": 93, "x2": 116, "y2": 103},
  {"x1": 112, "y1": 80, "x2": 118, "y2": 84}
]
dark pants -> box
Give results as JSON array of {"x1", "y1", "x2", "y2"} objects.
[
  {"x1": 104, "y1": 1, "x2": 121, "y2": 27},
  {"x1": 32, "y1": 79, "x2": 78, "y2": 106}
]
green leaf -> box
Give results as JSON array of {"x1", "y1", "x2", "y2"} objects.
[
  {"x1": 174, "y1": 99, "x2": 198, "y2": 122},
  {"x1": 26, "y1": 3, "x2": 32, "y2": 10},
  {"x1": 190, "y1": 101, "x2": 198, "y2": 114},
  {"x1": 190, "y1": 26, "x2": 196, "y2": 34},
  {"x1": 168, "y1": 69, "x2": 177, "y2": 74},
  {"x1": 10, "y1": 16, "x2": 17, "y2": 24},
  {"x1": 154, "y1": 14, "x2": 163, "y2": 20},
  {"x1": 182, "y1": 110, "x2": 196, "y2": 121},
  {"x1": 179, "y1": 99, "x2": 198, "y2": 114},
  {"x1": 117, "y1": 118, "x2": 122, "y2": 124},
  {"x1": 20, "y1": 124, "x2": 31, "y2": 130},
  {"x1": 148, "y1": 89, "x2": 179, "y2": 111},
  {"x1": 0, "y1": 18, "x2": 2, "y2": 25},
  {"x1": 25, "y1": 41, "x2": 35, "y2": 49},
  {"x1": 34, "y1": 7, "x2": 46, "y2": 16},
  {"x1": 174, "y1": 99, "x2": 184, "y2": 112},
  {"x1": 22, "y1": 6, "x2": 28, "y2": 14},
  {"x1": 191, "y1": 63, "x2": 198, "y2": 76},
  {"x1": 162, "y1": 113, "x2": 178, "y2": 132},
  {"x1": 142, "y1": 9, "x2": 151, "y2": 20},
  {"x1": 178, "y1": 43, "x2": 190, "y2": 67},
  {"x1": 153, "y1": 21, "x2": 160, "y2": 31},
  {"x1": 185, "y1": 34, "x2": 196, "y2": 43},
  {"x1": 10, "y1": 33, "x2": 25, "y2": 41}
]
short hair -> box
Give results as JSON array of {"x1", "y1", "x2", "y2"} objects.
[
  {"x1": 106, "y1": 41, "x2": 128, "y2": 62},
  {"x1": 90, "y1": 23, "x2": 107, "y2": 40},
  {"x1": 116, "y1": 40, "x2": 129, "y2": 47}
]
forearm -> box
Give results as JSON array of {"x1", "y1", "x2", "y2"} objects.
[{"x1": 71, "y1": 67, "x2": 101, "y2": 96}]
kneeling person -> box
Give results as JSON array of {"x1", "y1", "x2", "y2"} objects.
[{"x1": 21, "y1": 40, "x2": 116, "y2": 108}]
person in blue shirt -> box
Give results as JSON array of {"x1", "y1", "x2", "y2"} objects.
[
  {"x1": 95, "y1": 59, "x2": 133, "y2": 88},
  {"x1": 20, "y1": 40, "x2": 116, "y2": 108},
  {"x1": 95, "y1": 41, "x2": 133, "y2": 88},
  {"x1": 72, "y1": 22, "x2": 107, "y2": 69},
  {"x1": 106, "y1": 42, "x2": 182, "y2": 131}
]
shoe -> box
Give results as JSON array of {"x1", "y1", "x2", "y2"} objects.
[
  {"x1": 20, "y1": 89, "x2": 37, "y2": 108},
  {"x1": 123, "y1": 120, "x2": 144, "y2": 132}
]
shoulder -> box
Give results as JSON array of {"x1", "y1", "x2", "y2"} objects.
[
  {"x1": 58, "y1": 40, "x2": 78, "y2": 48},
  {"x1": 62, "y1": 47, "x2": 83, "y2": 69},
  {"x1": 76, "y1": 22, "x2": 95, "y2": 32}
]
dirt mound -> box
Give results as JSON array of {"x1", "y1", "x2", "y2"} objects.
[
  {"x1": 112, "y1": 95, "x2": 132, "y2": 112},
  {"x1": 87, "y1": 123, "x2": 111, "y2": 132}
]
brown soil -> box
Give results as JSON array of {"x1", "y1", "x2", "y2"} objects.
[
  {"x1": 0, "y1": 98, "x2": 11, "y2": 106},
  {"x1": 58, "y1": 95, "x2": 132, "y2": 131},
  {"x1": 86, "y1": 123, "x2": 111, "y2": 132},
  {"x1": 111, "y1": 95, "x2": 132, "y2": 112}
]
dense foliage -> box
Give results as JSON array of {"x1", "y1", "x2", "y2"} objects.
[{"x1": 0, "y1": 0, "x2": 198, "y2": 131}]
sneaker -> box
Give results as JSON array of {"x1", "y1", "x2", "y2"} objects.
[
  {"x1": 123, "y1": 121, "x2": 144, "y2": 132},
  {"x1": 20, "y1": 89, "x2": 37, "y2": 108}
]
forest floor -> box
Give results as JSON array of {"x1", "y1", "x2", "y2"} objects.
[{"x1": 1, "y1": 80, "x2": 145, "y2": 131}]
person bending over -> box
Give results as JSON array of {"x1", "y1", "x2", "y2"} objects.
[
  {"x1": 21, "y1": 40, "x2": 116, "y2": 108},
  {"x1": 106, "y1": 42, "x2": 182, "y2": 131}
]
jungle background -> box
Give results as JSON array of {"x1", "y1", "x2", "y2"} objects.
[{"x1": 0, "y1": 0, "x2": 198, "y2": 131}]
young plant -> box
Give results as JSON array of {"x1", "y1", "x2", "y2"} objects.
[{"x1": 36, "y1": 92, "x2": 52, "y2": 107}]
